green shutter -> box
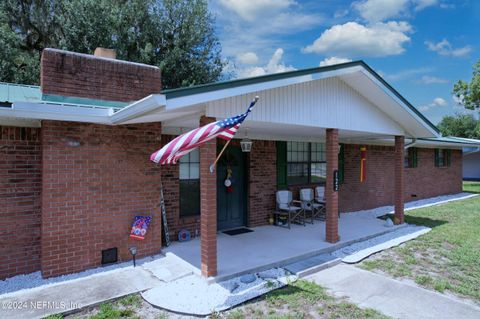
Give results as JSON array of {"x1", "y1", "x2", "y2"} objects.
[
  {"x1": 412, "y1": 148, "x2": 418, "y2": 168},
  {"x1": 338, "y1": 144, "x2": 345, "y2": 184},
  {"x1": 434, "y1": 149, "x2": 439, "y2": 167},
  {"x1": 447, "y1": 149, "x2": 452, "y2": 167},
  {"x1": 276, "y1": 141, "x2": 287, "y2": 189}
]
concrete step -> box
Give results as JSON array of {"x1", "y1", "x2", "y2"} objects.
[{"x1": 284, "y1": 253, "x2": 341, "y2": 278}]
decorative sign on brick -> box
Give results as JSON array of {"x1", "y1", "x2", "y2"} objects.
[
  {"x1": 130, "y1": 216, "x2": 152, "y2": 240},
  {"x1": 333, "y1": 169, "x2": 339, "y2": 192}
]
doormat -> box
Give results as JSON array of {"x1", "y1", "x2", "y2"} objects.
[{"x1": 223, "y1": 228, "x2": 253, "y2": 236}]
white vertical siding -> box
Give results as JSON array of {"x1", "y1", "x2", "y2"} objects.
[
  {"x1": 464, "y1": 152, "x2": 480, "y2": 180},
  {"x1": 206, "y1": 77, "x2": 404, "y2": 135}
]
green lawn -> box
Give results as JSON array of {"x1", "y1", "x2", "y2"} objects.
[
  {"x1": 221, "y1": 280, "x2": 389, "y2": 319},
  {"x1": 360, "y1": 182, "x2": 480, "y2": 302},
  {"x1": 62, "y1": 281, "x2": 389, "y2": 319},
  {"x1": 463, "y1": 181, "x2": 480, "y2": 193}
]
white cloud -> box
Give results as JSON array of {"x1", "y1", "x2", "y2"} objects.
[
  {"x1": 236, "y1": 48, "x2": 296, "y2": 78},
  {"x1": 236, "y1": 52, "x2": 259, "y2": 65},
  {"x1": 383, "y1": 67, "x2": 431, "y2": 81},
  {"x1": 413, "y1": 0, "x2": 438, "y2": 11},
  {"x1": 420, "y1": 75, "x2": 448, "y2": 84},
  {"x1": 303, "y1": 21, "x2": 412, "y2": 58},
  {"x1": 212, "y1": 0, "x2": 323, "y2": 60},
  {"x1": 419, "y1": 97, "x2": 447, "y2": 111},
  {"x1": 218, "y1": 0, "x2": 295, "y2": 21},
  {"x1": 433, "y1": 97, "x2": 447, "y2": 106},
  {"x1": 353, "y1": 0, "x2": 409, "y2": 22},
  {"x1": 334, "y1": 8, "x2": 349, "y2": 19},
  {"x1": 353, "y1": 0, "x2": 439, "y2": 22},
  {"x1": 319, "y1": 57, "x2": 352, "y2": 66},
  {"x1": 425, "y1": 39, "x2": 472, "y2": 57}
]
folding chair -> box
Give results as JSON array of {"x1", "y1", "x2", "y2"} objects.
[
  {"x1": 315, "y1": 186, "x2": 339, "y2": 218},
  {"x1": 300, "y1": 188, "x2": 324, "y2": 223},
  {"x1": 274, "y1": 190, "x2": 306, "y2": 228}
]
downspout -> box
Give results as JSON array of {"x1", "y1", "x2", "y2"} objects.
[{"x1": 404, "y1": 138, "x2": 417, "y2": 149}]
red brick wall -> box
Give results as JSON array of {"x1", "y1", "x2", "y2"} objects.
[
  {"x1": 160, "y1": 135, "x2": 201, "y2": 241},
  {"x1": 404, "y1": 147, "x2": 463, "y2": 200},
  {"x1": 248, "y1": 140, "x2": 277, "y2": 227},
  {"x1": 339, "y1": 144, "x2": 463, "y2": 212},
  {"x1": 161, "y1": 138, "x2": 278, "y2": 236},
  {"x1": 41, "y1": 48, "x2": 161, "y2": 102},
  {"x1": 0, "y1": 126, "x2": 42, "y2": 279},
  {"x1": 159, "y1": 141, "x2": 463, "y2": 235},
  {"x1": 41, "y1": 121, "x2": 162, "y2": 278}
]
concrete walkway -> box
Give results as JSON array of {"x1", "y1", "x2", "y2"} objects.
[
  {"x1": 307, "y1": 264, "x2": 480, "y2": 319},
  {"x1": 0, "y1": 254, "x2": 194, "y2": 319}
]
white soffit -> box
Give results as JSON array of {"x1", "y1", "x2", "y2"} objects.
[{"x1": 339, "y1": 70, "x2": 438, "y2": 138}]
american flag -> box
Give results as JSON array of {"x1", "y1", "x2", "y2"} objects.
[{"x1": 150, "y1": 97, "x2": 258, "y2": 165}]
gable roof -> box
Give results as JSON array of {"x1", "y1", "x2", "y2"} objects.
[
  {"x1": 163, "y1": 61, "x2": 439, "y2": 135},
  {"x1": 1, "y1": 61, "x2": 440, "y2": 139}
]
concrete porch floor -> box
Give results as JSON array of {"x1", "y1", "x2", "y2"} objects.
[{"x1": 165, "y1": 211, "x2": 405, "y2": 281}]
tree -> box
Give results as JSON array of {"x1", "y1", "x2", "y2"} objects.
[
  {"x1": 0, "y1": 0, "x2": 224, "y2": 89},
  {"x1": 453, "y1": 59, "x2": 480, "y2": 110},
  {"x1": 437, "y1": 114, "x2": 480, "y2": 139}
]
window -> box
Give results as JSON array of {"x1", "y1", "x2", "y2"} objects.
[
  {"x1": 404, "y1": 148, "x2": 418, "y2": 168},
  {"x1": 286, "y1": 141, "x2": 326, "y2": 185},
  {"x1": 179, "y1": 149, "x2": 200, "y2": 217},
  {"x1": 435, "y1": 149, "x2": 451, "y2": 168}
]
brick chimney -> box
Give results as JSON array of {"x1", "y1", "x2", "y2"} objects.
[
  {"x1": 94, "y1": 47, "x2": 116, "y2": 59},
  {"x1": 40, "y1": 48, "x2": 161, "y2": 103}
]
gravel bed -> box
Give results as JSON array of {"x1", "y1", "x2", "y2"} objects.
[
  {"x1": 346, "y1": 192, "x2": 476, "y2": 218},
  {"x1": 332, "y1": 225, "x2": 429, "y2": 259},
  {"x1": 141, "y1": 268, "x2": 297, "y2": 316},
  {"x1": 0, "y1": 254, "x2": 163, "y2": 295}
]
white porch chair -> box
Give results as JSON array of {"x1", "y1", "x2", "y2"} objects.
[
  {"x1": 315, "y1": 186, "x2": 339, "y2": 218},
  {"x1": 300, "y1": 188, "x2": 324, "y2": 222},
  {"x1": 274, "y1": 190, "x2": 305, "y2": 229}
]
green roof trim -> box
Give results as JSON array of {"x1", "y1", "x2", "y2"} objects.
[
  {"x1": 0, "y1": 82, "x2": 41, "y2": 103},
  {"x1": 419, "y1": 137, "x2": 480, "y2": 145},
  {"x1": 162, "y1": 61, "x2": 439, "y2": 134},
  {"x1": 42, "y1": 94, "x2": 128, "y2": 109}
]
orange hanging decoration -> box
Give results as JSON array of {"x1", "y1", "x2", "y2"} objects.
[{"x1": 360, "y1": 146, "x2": 367, "y2": 182}]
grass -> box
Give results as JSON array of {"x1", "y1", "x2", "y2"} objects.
[
  {"x1": 65, "y1": 281, "x2": 390, "y2": 319},
  {"x1": 463, "y1": 181, "x2": 480, "y2": 193},
  {"x1": 65, "y1": 294, "x2": 155, "y2": 319},
  {"x1": 222, "y1": 280, "x2": 390, "y2": 319},
  {"x1": 360, "y1": 182, "x2": 480, "y2": 302}
]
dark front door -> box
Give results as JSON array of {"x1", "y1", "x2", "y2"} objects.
[{"x1": 217, "y1": 144, "x2": 247, "y2": 230}]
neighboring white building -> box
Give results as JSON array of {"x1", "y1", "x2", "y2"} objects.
[{"x1": 464, "y1": 148, "x2": 480, "y2": 181}]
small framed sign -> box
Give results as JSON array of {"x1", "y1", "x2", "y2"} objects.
[{"x1": 333, "y1": 169, "x2": 339, "y2": 192}]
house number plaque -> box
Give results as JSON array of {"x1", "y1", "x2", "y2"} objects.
[{"x1": 333, "y1": 170, "x2": 339, "y2": 192}]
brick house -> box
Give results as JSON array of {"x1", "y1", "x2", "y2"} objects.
[{"x1": 1, "y1": 48, "x2": 479, "y2": 279}]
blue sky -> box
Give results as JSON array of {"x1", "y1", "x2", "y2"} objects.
[{"x1": 210, "y1": 0, "x2": 479, "y2": 124}]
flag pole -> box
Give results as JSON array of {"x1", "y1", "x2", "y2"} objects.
[
  {"x1": 209, "y1": 96, "x2": 259, "y2": 173},
  {"x1": 209, "y1": 139, "x2": 231, "y2": 173}
]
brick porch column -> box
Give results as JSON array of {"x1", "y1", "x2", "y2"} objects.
[
  {"x1": 200, "y1": 116, "x2": 217, "y2": 277},
  {"x1": 326, "y1": 128, "x2": 340, "y2": 243},
  {"x1": 394, "y1": 136, "x2": 405, "y2": 224}
]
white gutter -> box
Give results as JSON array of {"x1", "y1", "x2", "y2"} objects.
[
  {"x1": 4, "y1": 94, "x2": 166, "y2": 125},
  {"x1": 110, "y1": 94, "x2": 166, "y2": 124},
  {"x1": 404, "y1": 138, "x2": 417, "y2": 149}
]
